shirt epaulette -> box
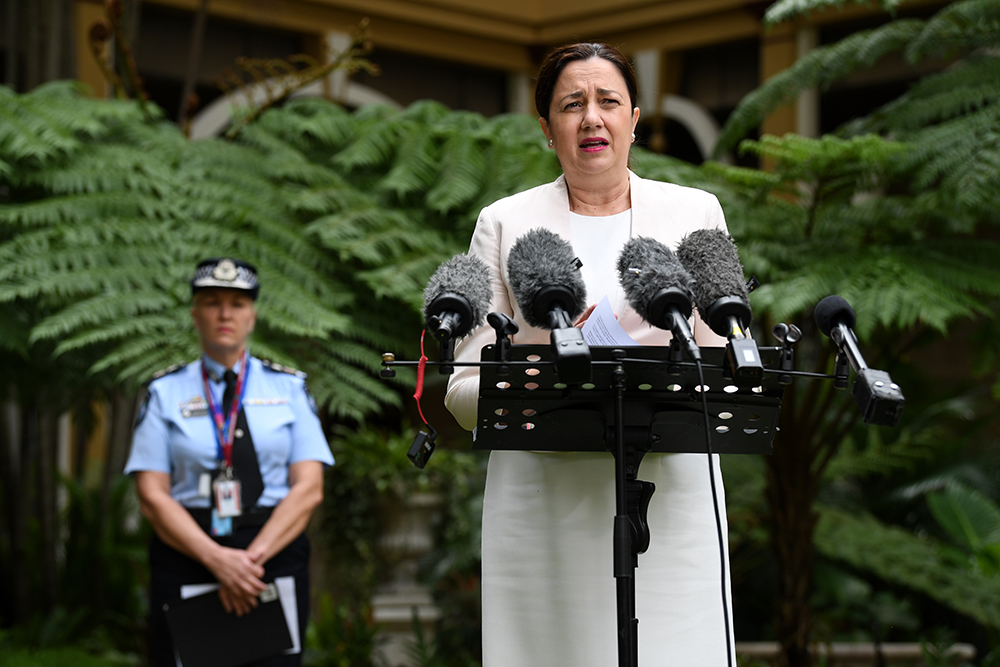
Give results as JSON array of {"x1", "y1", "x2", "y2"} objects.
[
  {"x1": 147, "y1": 363, "x2": 187, "y2": 384},
  {"x1": 261, "y1": 359, "x2": 307, "y2": 379}
]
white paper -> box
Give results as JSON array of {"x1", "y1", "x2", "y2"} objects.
[
  {"x1": 275, "y1": 576, "x2": 300, "y2": 654},
  {"x1": 177, "y1": 574, "x2": 300, "y2": 665},
  {"x1": 581, "y1": 295, "x2": 638, "y2": 346}
]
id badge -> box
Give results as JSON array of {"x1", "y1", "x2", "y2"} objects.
[
  {"x1": 211, "y1": 508, "x2": 233, "y2": 537},
  {"x1": 213, "y1": 471, "x2": 243, "y2": 518}
]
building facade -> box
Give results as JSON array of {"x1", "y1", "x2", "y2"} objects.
[{"x1": 1, "y1": 0, "x2": 948, "y2": 158}]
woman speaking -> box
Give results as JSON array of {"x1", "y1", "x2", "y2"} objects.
[
  {"x1": 125, "y1": 258, "x2": 333, "y2": 666},
  {"x1": 445, "y1": 43, "x2": 736, "y2": 666}
]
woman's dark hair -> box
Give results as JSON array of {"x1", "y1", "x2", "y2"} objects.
[{"x1": 534, "y1": 43, "x2": 638, "y2": 121}]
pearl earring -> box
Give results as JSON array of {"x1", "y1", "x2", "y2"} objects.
[
  {"x1": 548, "y1": 138, "x2": 553, "y2": 148},
  {"x1": 631, "y1": 132, "x2": 636, "y2": 142}
]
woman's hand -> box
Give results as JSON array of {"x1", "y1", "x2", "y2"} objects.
[
  {"x1": 206, "y1": 547, "x2": 267, "y2": 616},
  {"x1": 135, "y1": 471, "x2": 267, "y2": 616},
  {"x1": 574, "y1": 303, "x2": 597, "y2": 328}
]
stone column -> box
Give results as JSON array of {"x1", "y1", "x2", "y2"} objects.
[{"x1": 371, "y1": 492, "x2": 444, "y2": 667}]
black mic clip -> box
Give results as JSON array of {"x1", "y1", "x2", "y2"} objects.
[
  {"x1": 488, "y1": 312, "x2": 519, "y2": 375},
  {"x1": 407, "y1": 424, "x2": 438, "y2": 469},
  {"x1": 437, "y1": 338, "x2": 455, "y2": 375},
  {"x1": 706, "y1": 296, "x2": 763, "y2": 385},
  {"x1": 771, "y1": 323, "x2": 802, "y2": 385},
  {"x1": 833, "y1": 352, "x2": 850, "y2": 389}
]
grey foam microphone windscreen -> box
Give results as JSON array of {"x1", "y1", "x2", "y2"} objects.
[
  {"x1": 507, "y1": 228, "x2": 587, "y2": 329},
  {"x1": 617, "y1": 236, "x2": 694, "y2": 325},
  {"x1": 422, "y1": 253, "x2": 491, "y2": 338},
  {"x1": 675, "y1": 229, "x2": 748, "y2": 314}
]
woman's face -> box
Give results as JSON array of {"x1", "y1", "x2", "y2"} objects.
[
  {"x1": 540, "y1": 57, "x2": 639, "y2": 187},
  {"x1": 191, "y1": 288, "x2": 257, "y2": 362}
]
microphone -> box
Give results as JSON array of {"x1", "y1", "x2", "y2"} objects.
[
  {"x1": 814, "y1": 295, "x2": 905, "y2": 426},
  {"x1": 617, "y1": 236, "x2": 701, "y2": 362},
  {"x1": 423, "y1": 254, "x2": 492, "y2": 371},
  {"x1": 507, "y1": 228, "x2": 591, "y2": 383},
  {"x1": 676, "y1": 229, "x2": 762, "y2": 382}
]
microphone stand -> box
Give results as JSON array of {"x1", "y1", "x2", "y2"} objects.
[
  {"x1": 611, "y1": 359, "x2": 634, "y2": 665},
  {"x1": 380, "y1": 317, "x2": 898, "y2": 666},
  {"x1": 611, "y1": 353, "x2": 650, "y2": 667},
  {"x1": 386, "y1": 344, "x2": 787, "y2": 667}
]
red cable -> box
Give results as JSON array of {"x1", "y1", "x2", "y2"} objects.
[{"x1": 414, "y1": 330, "x2": 430, "y2": 426}]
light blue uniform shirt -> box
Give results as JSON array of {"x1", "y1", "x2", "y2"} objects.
[{"x1": 125, "y1": 354, "x2": 333, "y2": 508}]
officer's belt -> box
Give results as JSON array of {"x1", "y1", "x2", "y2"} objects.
[{"x1": 186, "y1": 506, "x2": 274, "y2": 534}]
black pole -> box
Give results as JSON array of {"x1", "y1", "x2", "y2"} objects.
[{"x1": 612, "y1": 363, "x2": 638, "y2": 667}]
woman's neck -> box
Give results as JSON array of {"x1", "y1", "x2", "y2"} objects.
[
  {"x1": 565, "y1": 174, "x2": 631, "y2": 216},
  {"x1": 203, "y1": 347, "x2": 246, "y2": 370}
]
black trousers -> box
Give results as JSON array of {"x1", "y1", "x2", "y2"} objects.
[{"x1": 148, "y1": 525, "x2": 311, "y2": 667}]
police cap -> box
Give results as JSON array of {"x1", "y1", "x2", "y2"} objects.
[{"x1": 191, "y1": 258, "x2": 260, "y2": 300}]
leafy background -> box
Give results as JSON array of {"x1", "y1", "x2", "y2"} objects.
[{"x1": 2, "y1": 0, "x2": 1000, "y2": 665}]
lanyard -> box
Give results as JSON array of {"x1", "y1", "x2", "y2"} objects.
[{"x1": 201, "y1": 350, "x2": 249, "y2": 468}]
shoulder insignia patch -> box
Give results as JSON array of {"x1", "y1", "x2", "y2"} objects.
[
  {"x1": 261, "y1": 359, "x2": 307, "y2": 379},
  {"x1": 147, "y1": 363, "x2": 187, "y2": 385},
  {"x1": 134, "y1": 392, "x2": 152, "y2": 428}
]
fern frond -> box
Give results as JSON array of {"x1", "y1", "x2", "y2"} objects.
[
  {"x1": 905, "y1": 0, "x2": 1000, "y2": 63},
  {"x1": 332, "y1": 105, "x2": 401, "y2": 171},
  {"x1": 865, "y1": 56, "x2": 1000, "y2": 135},
  {"x1": 306, "y1": 206, "x2": 425, "y2": 265},
  {"x1": 0, "y1": 191, "x2": 176, "y2": 229},
  {"x1": 268, "y1": 97, "x2": 357, "y2": 155},
  {"x1": 377, "y1": 127, "x2": 439, "y2": 200},
  {"x1": 426, "y1": 129, "x2": 488, "y2": 214},
  {"x1": 358, "y1": 245, "x2": 461, "y2": 304},
  {"x1": 31, "y1": 291, "x2": 177, "y2": 343},
  {"x1": 816, "y1": 506, "x2": 1000, "y2": 629},
  {"x1": 717, "y1": 19, "x2": 925, "y2": 152},
  {"x1": 927, "y1": 485, "x2": 1000, "y2": 549},
  {"x1": 764, "y1": 0, "x2": 907, "y2": 26},
  {"x1": 825, "y1": 425, "x2": 937, "y2": 481},
  {"x1": 904, "y1": 105, "x2": 1000, "y2": 216}
]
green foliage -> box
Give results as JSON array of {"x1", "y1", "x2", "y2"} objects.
[
  {"x1": 0, "y1": 474, "x2": 148, "y2": 658},
  {"x1": 317, "y1": 421, "x2": 484, "y2": 594},
  {"x1": 303, "y1": 595, "x2": 384, "y2": 667},
  {"x1": 708, "y1": 3, "x2": 1000, "y2": 656},
  {"x1": 717, "y1": 18, "x2": 925, "y2": 153},
  {"x1": 811, "y1": 562, "x2": 919, "y2": 642},
  {"x1": 720, "y1": 0, "x2": 1000, "y2": 189},
  {"x1": 815, "y1": 506, "x2": 1000, "y2": 630},
  {"x1": 718, "y1": 133, "x2": 1000, "y2": 340},
  {"x1": 0, "y1": 643, "x2": 137, "y2": 667},
  {"x1": 927, "y1": 485, "x2": 1000, "y2": 573},
  {"x1": 764, "y1": 0, "x2": 910, "y2": 26},
  {"x1": 0, "y1": 85, "x2": 565, "y2": 422},
  {"x1": 315, "y1": 421, "x2": 485, "y2": 665}
]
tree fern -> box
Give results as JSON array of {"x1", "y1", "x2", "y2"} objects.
[{"x1": 1, "y1": 87, "x2": 392, "y2": 417}]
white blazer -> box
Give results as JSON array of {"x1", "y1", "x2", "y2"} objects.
[{"x1": 445, "y1": 170, "x2": 730, "y2": 431}]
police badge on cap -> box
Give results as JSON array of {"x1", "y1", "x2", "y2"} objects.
[{"x1": 191, "y1": 258, "x2": 260, "y2": 300}]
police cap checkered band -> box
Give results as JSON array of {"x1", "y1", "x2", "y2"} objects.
[{"x1": 191, "y1": 258, "x2": 260, "y2": 300}]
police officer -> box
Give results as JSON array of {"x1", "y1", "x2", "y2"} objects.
[{"x1": 125, "y1": 258, "x2": 333, "y2": 666}]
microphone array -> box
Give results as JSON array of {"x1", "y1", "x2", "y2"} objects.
[{"x1": 419, "y1": 229, "x2": 904, "y2": 426}]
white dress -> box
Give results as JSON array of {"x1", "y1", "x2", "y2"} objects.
[{"x1": 446, "y1": 173, "x2": 737, "y2": 667}]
